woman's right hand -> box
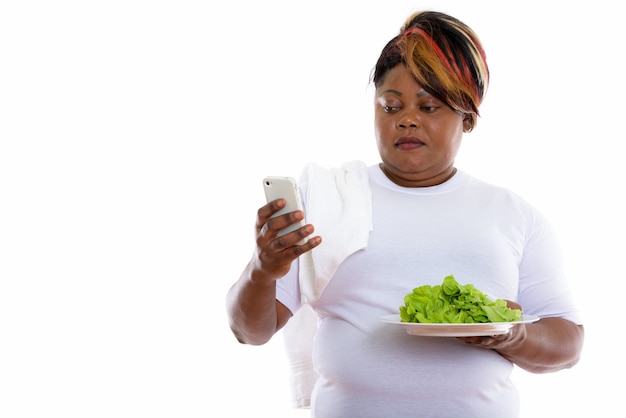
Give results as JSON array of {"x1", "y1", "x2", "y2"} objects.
[{"x1": 253, "y1": 198, "x2": 322, "y2": 280}]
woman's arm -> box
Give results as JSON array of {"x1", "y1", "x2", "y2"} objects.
[
  {"x1": 226, "y1": 261, "x2": 294, "y2": 345},
  {"x1": 225, "y1": 198, "x2": 321, "y2": 345},
  {"x1": 459, "y1": 300, "x2": 584, "y2": 373},
  {"x1": 494, "y1": 317, "x2": 584, "y2": 373}
]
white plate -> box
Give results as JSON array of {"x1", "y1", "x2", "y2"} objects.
[{"x1": 380, "y1": 314, "x2": 540, "y2": 337}]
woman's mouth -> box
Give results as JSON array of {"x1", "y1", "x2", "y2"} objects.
[{"x1": 395, "y1": 137, "x2": 424, "y2": 151}]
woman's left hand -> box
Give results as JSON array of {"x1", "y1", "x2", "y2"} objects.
[{"x1": 457, "y1": 300, "x2": 525, "y2": 350}]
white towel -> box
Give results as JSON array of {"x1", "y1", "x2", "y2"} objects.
[
  {"x1": 282, "y1": 160, "x2": 373, "y2": 408},
  {"x1": 299, "y1": 160, "x2": 373, "y2": 302},
  {"x1": 281, "y1": 304, "x2": 318, "y2": 409}
]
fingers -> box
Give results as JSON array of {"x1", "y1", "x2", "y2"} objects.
[
  {"x1": 266, "y1": 232, "x2": 321, "y2": 260},
  {"x1": 257, "y1": 199, "x2": 314, "y2": 245},
  {"x1": 504, "y1": 299, "x2": 522, "y2": 311},
  {"x1": 253, "y1": 199, "x2": 321, "y2": 275},
  {"x1": 265, "y1": 210, "x2": 306, "y2": 239},
  {"x1": 256, "y1": 198, "x2": 287, "y2": 232},
  {"x1": 293, "y1": 234, "x2": 322, "y2": 255},
  {"x1": 262, "y1": 221, "x2": 318, "y2": 256},
  {"x1": 458, "y1": 322, "x2": 525, "y2": 350},
  {"x1": 459, "y1": 332, "x2": 509, "y2": 348},
  {"x1": 255, "y1": 228, "x2": 321, "y2": 280}
]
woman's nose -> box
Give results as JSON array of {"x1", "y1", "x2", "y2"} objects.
[{"x1": 397, "y1": 111, "x2": 420, "y2": 128}]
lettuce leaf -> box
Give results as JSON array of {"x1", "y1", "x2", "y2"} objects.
[{"x1": 399, "y1": 275, "x2": 522, "y2": 323}]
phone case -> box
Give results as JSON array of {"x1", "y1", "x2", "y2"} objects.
[{"x1": 262, "y1": 176, "x2": 307, "y2": 241}]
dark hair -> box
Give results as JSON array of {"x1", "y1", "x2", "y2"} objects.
[{"x1": 371, "y1": 11, "x2": 489, "y2": 131}]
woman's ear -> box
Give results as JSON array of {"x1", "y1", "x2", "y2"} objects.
[{"x1": 462, "y1": 114, "x2": 474, "y2": 133}]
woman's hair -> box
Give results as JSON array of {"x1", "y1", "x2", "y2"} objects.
[{"x1": 371, "y1": 11, "x2": 489, "y2": 131}]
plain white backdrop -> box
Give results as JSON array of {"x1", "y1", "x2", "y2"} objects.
[{"x1": 1, "y1": 1, "x2": 624, "y2": 417}]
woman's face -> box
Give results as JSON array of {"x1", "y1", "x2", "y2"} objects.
[{"x1": 374, "y1": 65, "x2": 471, "y2": 187}]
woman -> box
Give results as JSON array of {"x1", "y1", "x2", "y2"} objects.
[{"x1": 226, "y1": 10, "x2": 584, "y2": 417}]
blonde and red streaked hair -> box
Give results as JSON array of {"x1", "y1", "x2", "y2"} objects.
[{"x1": 372, "y1": 11, "x2": 489, "y2": 131}]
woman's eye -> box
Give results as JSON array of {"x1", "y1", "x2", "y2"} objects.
[
  {"x1": 383, "y1": 105, "x2": 401, "y2": 112},
  {"x1": 420, "y1": 105, "x2": 440, "y2": 113}
]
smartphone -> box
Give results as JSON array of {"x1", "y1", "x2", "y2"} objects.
[{"x1": 262, "y1": 176, "x2": 307, "y2": 243}]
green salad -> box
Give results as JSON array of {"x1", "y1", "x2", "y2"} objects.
[{"x1": 399, "y1": 275, "x2": 522, "y2": 324}]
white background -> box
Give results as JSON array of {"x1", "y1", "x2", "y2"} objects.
[{"x1": 1, "y1": 1, "x2": 624, "y2": 417}]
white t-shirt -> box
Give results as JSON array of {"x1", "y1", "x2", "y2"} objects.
[{"x1": 276, "y1": 164, "x2": 582, "y2": 418}]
